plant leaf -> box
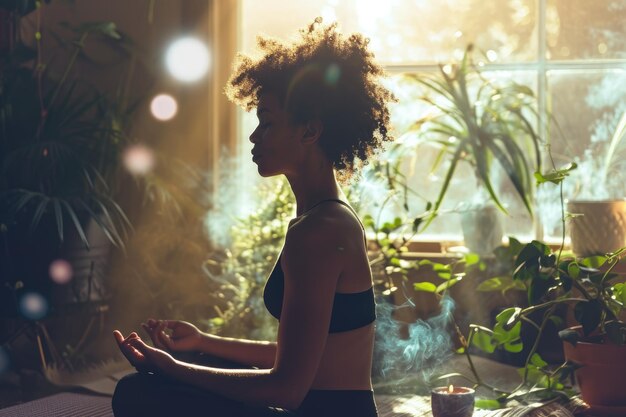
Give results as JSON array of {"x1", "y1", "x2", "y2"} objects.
[{"x1": 413, "y1": 282, "x2": 437, "y2": 292}]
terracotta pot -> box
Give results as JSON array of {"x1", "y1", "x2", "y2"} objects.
[
  {"x1": 562, "y1": 329, "x2": 626, "y2": 411},
  {"x1": 567, "y1": 200, "x2": 626, "y2": 257}
]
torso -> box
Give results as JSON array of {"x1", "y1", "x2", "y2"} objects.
[{"x1": 285, "y1": 202, "x2": 375, "y2": 390}]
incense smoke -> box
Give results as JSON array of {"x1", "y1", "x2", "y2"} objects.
[{"x1": 374, "y1": 296, "x2": 455, "y2": 386}]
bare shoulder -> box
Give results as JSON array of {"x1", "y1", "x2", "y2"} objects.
[{"x1": 285, "y1": 201, "x2": 363, "y2": 255}]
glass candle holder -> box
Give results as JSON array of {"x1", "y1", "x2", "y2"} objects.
[{"x1": 431, "y1": 385, "x2": 475, "y2": 417}]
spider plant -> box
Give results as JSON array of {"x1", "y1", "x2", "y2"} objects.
[{"x1": 406, "y1": 44, "x2": 542, "y2": 226}]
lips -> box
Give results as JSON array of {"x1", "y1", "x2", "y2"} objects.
[{"x1": 251, "y1": 150, "x2": 261, "y2": 162}]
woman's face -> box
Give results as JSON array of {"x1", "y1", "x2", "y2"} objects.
[{"x1": 249, "y1": 92, "x2": 303, "y2": 177}]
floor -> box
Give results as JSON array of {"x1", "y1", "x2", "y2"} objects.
[{"x1": 0, "y1": 355, "x2": 591, "y2": 417}]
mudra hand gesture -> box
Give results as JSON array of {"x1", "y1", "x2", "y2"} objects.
[
  {"x1": 113, "y1": 330, "x2": 176, "y2": 375},
  {"x1": 141, "y1": 319, "x2": 203, "y2": 352}
]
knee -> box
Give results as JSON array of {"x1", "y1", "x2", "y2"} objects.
[{"x1": 112, "y1": 373, "x2": 146, "y2": 417}]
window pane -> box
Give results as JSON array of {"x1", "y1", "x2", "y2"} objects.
[
  {"x1": 546, "y1": 0, "x2": 626, "y2": 60},
  {"x1": 364, "y1": 71, "x2": 537, "y2": 241},
  {"x1": 539, "y1": 69, "x2": 626, "y2": 238},
  {"x1": 241, "y1": 0, "x2": 538, "y2": 64}
]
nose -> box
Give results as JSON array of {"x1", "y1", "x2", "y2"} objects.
[{"x1": 249, "y1": 126, "x2": 260, "y2": 144}]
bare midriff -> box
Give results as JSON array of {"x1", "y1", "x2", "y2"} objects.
[{"x1": 310, "y1": 322, "x2": 375, "y2": 390}]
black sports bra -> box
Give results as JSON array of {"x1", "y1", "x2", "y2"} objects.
[{"x1": 263, "y1": 199, "x2": 376, "y2": 333}]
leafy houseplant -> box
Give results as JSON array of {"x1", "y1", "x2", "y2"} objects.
[
  {"x1": 405, "y1": 44, "x2": 542, "y2": 253},
  {"x1": 0, "y1": 1, "x2": 194, "y2": 312},
  {"x1": 201, "y1": 178, "x2": 295, "y2": 341},
  {"x1": 415, "y1": 161, "x2": 626, "y2": 410}
]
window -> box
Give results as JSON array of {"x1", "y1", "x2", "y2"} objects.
[{"x1": 237, "y1": 0, "x2": 626, "y2": 244}]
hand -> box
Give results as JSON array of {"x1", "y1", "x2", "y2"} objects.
[
  {"x1": 141, "y1": 319, "x2": 203, "y2": 352},
  {"x1": 114, "y1": 330, "x2": 176, "y2": 375}
]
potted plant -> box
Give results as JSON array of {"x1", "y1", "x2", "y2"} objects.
[
  {"x1": 0, "y1": 1, "x2": 192, "y2": 318},
  {"x1": 567, "y1": 110, "x2": 626, "y2": 257},
  {"x1": 415, "y1": 161, "x2": 626, "y2": 413},
  {"x1": 404, "y1": 44, "x2": 542, "y2": 254}
]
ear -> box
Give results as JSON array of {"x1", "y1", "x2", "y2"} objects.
[{"x1": 300, "y1": 119, "x2": 323, "y2": 145}]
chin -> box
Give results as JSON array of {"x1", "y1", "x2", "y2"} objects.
[{"x1": 256, "y1": 166, "x2": 281, "y2": 178}]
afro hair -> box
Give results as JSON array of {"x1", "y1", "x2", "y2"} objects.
[{"x1": 226, "y1": 18, "x2": 396, "y2": 179}]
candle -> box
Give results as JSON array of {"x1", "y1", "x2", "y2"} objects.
[{"x1": 431, "y1": 385, "x2": 475, "y2": 417}]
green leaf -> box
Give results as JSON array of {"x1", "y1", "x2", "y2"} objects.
[
  {"x1": 412, "y1": 217, "x2": 422, "y2": 233},
  {"x1": 579, "y1": 256, "x2": 607, "y2": 268},
  {"x1": 528, "y1": 276, "x2": 551, "y2": 305},
  {"x1": 475, "y1": 399, "x2": 502, "y2": 410},
  {"x1": 363, "y1": 214, "x2": 375, "y2": 230},
  {"x1": 504, "y1": 341, "x2": 524, "y2": 353},
  {"x1": 558, "y1": 329, "x2": 580, "y2": 346},
  {"x1": 496, "y1": 307, "x2": 522, "y2": 329},
  {"x1": 60, "y1": 200, "x2": 90, "y2": 250},
  {"x1": 52, "y1": 199, "x2": 64, "y2": 242},
  {"x1": 540, "y1": 254, "x2": 556, "y2": 268},
  {"x1": 413, "y1": 282, "x2": 437, "y2": 292},
  {"x1": 393, "y1": 216, "x2": 403, "y2": 228},
  {"x1": 534, "y1": 162, "x2": 577, "y2": 185},
  {"x1": 567, "y1": 262, "x2": 580, "y2": 279},
  {"x1": 477, "y1": 276, "x2": 525, "y2": 293},
  {"x1": 514, "y1": 240, "x2": 549, "y2": 273},
  {"x1": 471, "y1": 326, "x2": 496, "y2": 353},
  {"x1": 436, "y1": 277, "x2": 461, "y2": 293},
  {"x1": 436, "y1": 271, "x2": 452, "y2": 280},
  {"x1": 530, "y1": 353, "x2": 548, "y2": 368},
  {"x1": 614, "y1": 283, "x2": 626, "y2": 305},
  {"x1": 508, "y1": 236, "x2": 523, "y2": 254},
  {"x1": 464, "y1": 253, "x2": 480, "y2": 267},
  {"x1": 574, "y1": 300, "x2": 602, "y2": 336}
]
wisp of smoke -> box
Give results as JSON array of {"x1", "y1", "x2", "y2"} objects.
[{"x1": 374, "y1": 295, "x2": 455, "y2": 386}]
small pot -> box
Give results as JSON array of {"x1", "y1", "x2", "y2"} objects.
[
  {"x1": 460, "y1": 204, "x2": 503, "y2": 255},
  {"x1": 562, "y1": 327, "x2": 626, "y2": 413},
  {"x1": 567, "y1": 200, "x2": 626, "y2": 257}
]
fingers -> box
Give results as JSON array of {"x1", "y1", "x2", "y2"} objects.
[
  {"x1": 156, "y1": 322, "x2": 174, "y2": 350},
  {"x1": 113, "y1": 330, "x2": 145, "y2": 369},
  {"x1": 141, "y1": 321, "x2": 175, "y2": 351},
  {"x1": 141, "y1": 322, "x2": 164, "y2": 350},
  {"x1": 113, "y1": 330, "x2": 124, "y2": 344}
]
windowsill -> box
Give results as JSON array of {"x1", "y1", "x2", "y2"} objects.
[{"x1": 366, "y1": 234, "x2": 572, "y2": 257}]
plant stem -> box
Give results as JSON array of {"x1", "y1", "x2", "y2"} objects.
[
  {"x1": 48, "y1": 32, "x2": 89, "y2": 109},
  {"x1": 521, "y1": 298, "x2": 587, "y2": 315},
  {"x1": 517, "y1": 304, "x2": 557, "y2": 390},
  {"x1": 451, "y1": 313, "x2": 510, "y2": 395}
]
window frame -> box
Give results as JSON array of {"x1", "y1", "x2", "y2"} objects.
[{"x1": 231, "y1": 0, "x2": 626, "y2": 251}]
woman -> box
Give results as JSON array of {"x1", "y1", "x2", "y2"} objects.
[{"x1": 112, "y1": 18, "x2": 395, "y2": 417}]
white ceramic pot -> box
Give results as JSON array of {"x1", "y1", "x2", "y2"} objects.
[
  {"x1": 460, "y1": 204, "x2": 503, "y2": 255},
  {"x1": 567, "y1": 199, "x2": 626, "y2": 257}
]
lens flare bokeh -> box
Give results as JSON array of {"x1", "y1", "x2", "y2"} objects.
[
  {"x1": 165, "y1": 37, "x2": 210, "y2": 82},
  {"x1": 49, "y1": 259, "x2": 73, "y2": 284},
  {"x1": 19, "y1": 292, "x2": 49, "y2": 320},
  {"x1": 123, "y1": 144, "x2": 156, "y2": 175},
  {"x1": 150, "y1": 94, "x2": 178, "y2": 121}
]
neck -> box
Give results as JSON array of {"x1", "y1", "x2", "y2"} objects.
[{"x1": 285, "y1": 158, "x2": 342, "y2": 216}]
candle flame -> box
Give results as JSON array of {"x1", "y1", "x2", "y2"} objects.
[{"x1": 448, "y1": 385, "x2": 454, "y2": 393}]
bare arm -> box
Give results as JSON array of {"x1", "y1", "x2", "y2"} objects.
[
  {"x1": 157, "y1": 220, "x2": 343, "y2": 409},
  {"x1": 196, "y1": 333, "x2": 276, "y2": 369},
  {"x1": 142, "y1": 320, "x2": 277, "y2": 369}
]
